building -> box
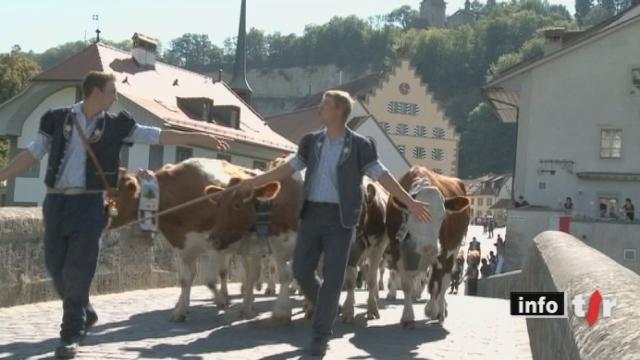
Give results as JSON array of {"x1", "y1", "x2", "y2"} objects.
[
  {"x1": 465, "y1": 173, "x2": 512, "y2": 225},
  {"x1": 484, "y1": 4, "x2": 640, "y2": 220},
  {"x1": 295, "y1": 59, "x2": 460, "y2": 176},
  {"x1": 0, "y1": 1, "x2": 295, "y2": 206},
  {"x1": 447, "y1": 0, "x2": 477, "y2": 28},
  {"x1": 419, "y1": 0, "x2": 447, "y2": 28},
  {"x1": 265, "y1": 102, "x2": 410, "y2": 178},
  {"x1": 483, "y1": 5, "x2": 640, "y2": 273}
]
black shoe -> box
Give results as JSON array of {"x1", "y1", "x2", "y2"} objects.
[
  {"x1": 54, "y1": 338, "x2": 79, "y2": 359},
  {"x1": 308, "y1": 338, "x2": 328, "y2": 357}
]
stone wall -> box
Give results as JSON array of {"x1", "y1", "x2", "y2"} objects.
[
  {"x1": 480, "y1": 231, "x2": 640, "y2": 360},
  {"x1": 0, "y1": 207, "x2": 245, "y2": 308}
]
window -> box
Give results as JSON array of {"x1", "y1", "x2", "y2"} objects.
[
  {"x1": 600, "y1": 129, "x2": 622, "y2": 158},
  {"x1": 487, "y1": 198, "x2": 493, "y2": 206},
  {"x1": 176, "y1": 146, "x2": 193, "y2": 162},
  {"x1": 253, "y1": 160, "x2": 267, "y2": 171},
  {"x1": 599, "y1": 195, "x2": 619, "y2": 219},
  {"x1": 395, "y1": 123, "x2": 409, "y2": 136},
  {"x1": 539, "y1": 182, "x2": 546, "y2": 190},
  {"x1": 397, "y1": 145, "x2": 405, "y2": 155},
  {"x1": 432, "y1": 128, "x2": 446, "y2": 139},
  {"x1": 387, "y1": 101, "x2": 419, "y2": 116},
  {"x1": 624, "y1": 249, "x2": 637, "y2": 262},
  {"x1": 148, "y1": 145, "x2": 164, "y2": 170},
  {"x1": 413, "y1": 146, "x2": 426, "y2": 159},
  {"x1": 217, "y1": 153, "x2": 232, "y2": 162},
  {"x1": 414, "y1": 125, "x2": 428, "y2": 137},
  {"x1": 478, "y1": 198, "x2": 484, "y2": 206},
  {"x1": 431, "y1": 148, "x2": 444, "y2": 161},
  {"x1": 379, "y1": 121, "x2": 391, "y2": 134},
  {"x1": 470, "y1": 198, "x2": 475, "y2": 205}
]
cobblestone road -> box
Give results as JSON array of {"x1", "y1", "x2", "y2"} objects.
[{"x1": 0, "y1": 281, "x2": 530, "y2": 360}]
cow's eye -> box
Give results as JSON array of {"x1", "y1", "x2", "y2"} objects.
[{"x1": 232, "y1": 202, "x2": 243, "y2": 210}]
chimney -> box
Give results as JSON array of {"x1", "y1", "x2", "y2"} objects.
[
  {"x1": 229, "y1": 0, "x2": 253, "y2": 104},
  {"x1": 542, "y1": 28, "x2": 565, "y2": 55},
  {"x1": 131, "y1": 33, "x2": 159, "y2": 69}
]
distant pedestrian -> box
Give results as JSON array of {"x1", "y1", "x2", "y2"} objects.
[{"x1": 623, "y1": 198, "x2": 635, "y2": 221}]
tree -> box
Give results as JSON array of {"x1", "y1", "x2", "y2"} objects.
[
  {"x1": 386, "y1": 5, "x2": 420, "y2": 30},
  {"x1": 163, "y1": 33, "x2": 223, "y2": 73},
  {"x1": 600, "y1": 0, "x2": 617, "y2": 14},
  {"x1": 0, "y1": 49, "x2": 41, "y2": 104},
  {"x1": 575, "y1": 0, "x2": 594, "y2": 23},
  {"x1": 583, "y1": 5, "x2": 613, "y2": 26}
]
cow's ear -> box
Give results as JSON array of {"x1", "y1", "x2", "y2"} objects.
[
  {"x1": 204, "y1": 185, "x2": 224, "y2": 205},
  {"x1": 366, "y1": 183, "x2": 377, "y2": 203},
  {"x1": 255, "y1": 181, "x2": 281, "y2": 201},
  {"x1": 444, "y1": 196, "x2": 470, "y2": 213},
  {"x1": 228, "y1": 177, "x2": 243, "y2": 187}
]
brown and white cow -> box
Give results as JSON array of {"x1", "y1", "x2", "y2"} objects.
[
  {"x1": 386, "y1": 166, "x2": 470, "y2": 327},
  {"x1": 341, "y1": 178, "x2": 389, "y2": 322},
  {"x1": 109, "y1": 158, "x2": 258, "y2": 322},
  {"x1": 205, "y1": 172, "x2": 303, "y2": 323}
]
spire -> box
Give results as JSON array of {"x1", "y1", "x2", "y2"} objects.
[{"x1": 229, "y1": 0, "x2": 253, "y2": 104}]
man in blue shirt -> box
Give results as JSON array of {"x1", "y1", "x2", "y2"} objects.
[
  {"x1": 238, "y1": 90, "x2": 431, "y2": 356},
  {"x1": 0, "y1": 71, "x2": 229, "y2": 359}
]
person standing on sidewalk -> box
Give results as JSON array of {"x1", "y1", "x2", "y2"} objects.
[
  {"x1": 0, "y1": 71, "x2": 229, "y2": 359},
  {"x1": 237, "y1": 90, "x2": 431, "y2": 357}
]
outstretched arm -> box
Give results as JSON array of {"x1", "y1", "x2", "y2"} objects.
[
  {"x1": 377, "y1": 172, "x2": 431, "y2": 223},
  {"x1": 160, "y1": 130, "x2": 230, "y2": 150},
  {"x1": 0, "y1": 151, "x2": 38, "y2": 183}
]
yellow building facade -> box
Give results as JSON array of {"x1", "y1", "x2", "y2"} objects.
[{"x1": 362, "y1": 59, "x2": 460, "y2": 176}]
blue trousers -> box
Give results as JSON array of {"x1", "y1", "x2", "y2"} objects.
[
  {"x1": 292, "y1": 202, "x2": 355, "y2": 341},
  {"x1": 43, "y1": 193, "x2": 106, "y2": 341}
]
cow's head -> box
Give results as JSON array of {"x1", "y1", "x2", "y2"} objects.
[
  {"x1": 205, "y1": 177, "x2": 281, "y2": 250},
  {"x1": 109, "y1": 168, "x2": 141, "y2": 229},
  {"x1": 392, "y1": 181, "x2": 469, "y2": 257}
]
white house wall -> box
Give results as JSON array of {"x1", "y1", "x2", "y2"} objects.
[
  {"x1": 14, "y1": 87, "x2": 76, "y2": 204},
  {"x1": 10, "y1": 88, "x2": 291, "y2": 205},
  {"x1": 355, "y1": 118, "x2": 409, "y2": 178},
  {"x1": 514, "y1": 21, "x2": 640, "y2": 217}
]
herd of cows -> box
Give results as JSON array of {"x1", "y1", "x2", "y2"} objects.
[{"x1": 107, "y1": 158, "x2": 471, "y2": 328}]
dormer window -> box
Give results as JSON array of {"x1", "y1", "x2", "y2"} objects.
[{"x1": 177, "y1": 97, "x2": 214, "y2": 122}]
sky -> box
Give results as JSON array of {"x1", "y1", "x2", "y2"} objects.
[{"x1": 2, "y1": 0, "x2": 576, "y2": 53}]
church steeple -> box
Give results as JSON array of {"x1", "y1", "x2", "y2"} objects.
[{"x1": 229, "y1": 0, "x2": 253, "y2": 104}]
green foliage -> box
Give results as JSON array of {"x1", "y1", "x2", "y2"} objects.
[
  {"x1": 583, "y1": 5, "x2": 614, "y2": 26},
  {"x1": 0, "y1": 49, "x2": 41, "y2": 104},
  {"x1": 163, "y1": 33, "x2": 223, "y2": 73}
]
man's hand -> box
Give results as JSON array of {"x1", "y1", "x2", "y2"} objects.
[
  {"x1": 407, "y1": 198, "x2": 431, "y2": 223},
  {"x1": 199, "y1": 134, "x2": 230, "y2": 151}
]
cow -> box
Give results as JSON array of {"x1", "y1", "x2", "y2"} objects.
[
  {"x1": 341, "y1": 179, "x2": 389, "y2": 322},
  {"x1": 204, "y1": 171, "x2": 303, "y2": 324},
  {"x1": 386, "y1": 166, "x2": 470, "y2": 327},
  {"x1": 108, "y1": 158, "x2": 259, "y2": 322}
]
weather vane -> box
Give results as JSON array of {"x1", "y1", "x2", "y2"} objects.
[{"x1": 92, "y1": 14, "x2": 101, "y2": 42}]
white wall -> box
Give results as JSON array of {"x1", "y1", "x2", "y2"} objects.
[
  {"x1": 355, "y1": 117, "x2": 409, "y2": 178},
  {"x1": 509, "y1": 21, "x2": 640, "y2": 217},
  {"x1": 14, "y1": 87, "x2": 76, "y2": 204}
]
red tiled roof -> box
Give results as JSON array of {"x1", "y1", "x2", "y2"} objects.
[
  {"x1": 34, "y1": 43, "x2": 296, "y2": 152},
  {"x1": 265, "y1": 106, "x2": 323, "y2": 144}
]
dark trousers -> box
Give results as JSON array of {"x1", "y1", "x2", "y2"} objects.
[
  {"x1": 292, "y1": 202, "x2": 355, "y2": 341},
  {"x1": 43, "y1": 193, "x2": 107, "y2": 341}
]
